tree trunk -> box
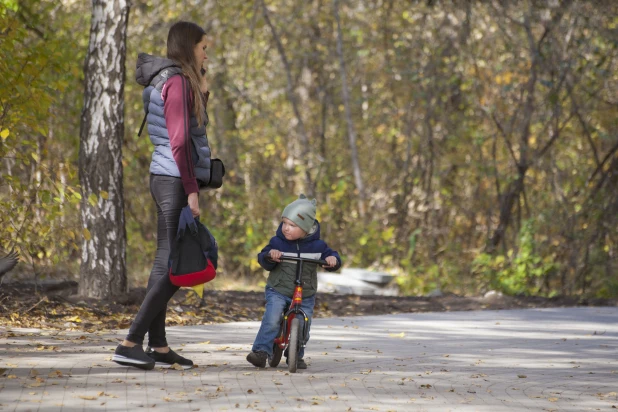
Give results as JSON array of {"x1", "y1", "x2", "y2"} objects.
[
  {"x1": 261, "y1": 0, "x2": 314, "y2": 197},
  {"x1": 333, "y1": 0, "x2": 365, "y2": 216},
  {"x1": 212, "y1": 58, "x2": 240, "y2": 181},
  {"x1": 78, "y1": 0, "x2": 129, "y2": 299},
  {"x1": 487, "y1": 172, "x2": 526, "y2": 253}
]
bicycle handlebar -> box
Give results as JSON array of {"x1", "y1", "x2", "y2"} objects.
[{"x1": 269, "y1": 256, "x2": 328, "y2": 266}]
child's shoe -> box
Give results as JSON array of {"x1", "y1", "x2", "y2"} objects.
[
  {"x1": 246, "y1": 351, "x2": 268, "y2": 367},
  {"x1": 112, "y1": 344, "x2": 155, "y2": 370},
  {"x1": 147, "y1": 348, "x2": 194, "y2": 369},
  {"x1": 286, "y1": 357, "x2": 307, "y2": 369}
]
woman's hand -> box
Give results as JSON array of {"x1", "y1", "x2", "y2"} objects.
[
  {"x1": 188, "y1": 192, "x2": 200, "y2": 217},
  {"x1": 199, "y1": 69, "x2": 209, "y2": 94}
]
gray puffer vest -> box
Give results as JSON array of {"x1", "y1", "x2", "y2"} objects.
[{"x1": 135, "y1": 53, "x2": 212, "y2": 185}]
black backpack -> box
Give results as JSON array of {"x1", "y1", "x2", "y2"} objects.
[{"x1": 168, "y1": 206, "x2": 218, "y2": 287}]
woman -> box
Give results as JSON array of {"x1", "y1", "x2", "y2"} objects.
[{"x1": 112, "y1": 21, "x2": 213, "y2": 370}]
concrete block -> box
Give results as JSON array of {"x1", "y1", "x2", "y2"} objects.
[
  {"x1": 341, "y1": 268, "x2": 395, "y2": 285},
  {"x1": 317, "y1": 271, "x2": 399, "y2": 296}
]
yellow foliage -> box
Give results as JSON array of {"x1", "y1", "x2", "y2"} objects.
[{"x1": 191, "y1": 284, "x2": 204, "y2": 298}]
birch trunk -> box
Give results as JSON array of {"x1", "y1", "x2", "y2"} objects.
[{"x1": 78, "y1": 0, "x2": 129, "y2": 299}]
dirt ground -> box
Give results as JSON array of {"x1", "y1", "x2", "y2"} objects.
[{"x1": 0, "y1": 281, "x2": 616, "y2": 332}]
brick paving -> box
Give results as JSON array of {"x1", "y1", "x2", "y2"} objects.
[{"x1": 1, "y1": 307, "x2": 617, "y2": 411}]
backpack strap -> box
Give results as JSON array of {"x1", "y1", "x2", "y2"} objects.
[
  {"x1": 137, "y1": 113, "x2": 148, "y2": 137},
  {"x1": 177, "y1": 205, "x2": 198, "y2": 236}
]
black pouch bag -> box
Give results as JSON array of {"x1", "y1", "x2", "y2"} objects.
[
  {"x1": 199, "y1": 158, "x2": 225, "y2": 190},
  {"x1": 207, "y1": 158, "x2": 225, "y2": 189}
]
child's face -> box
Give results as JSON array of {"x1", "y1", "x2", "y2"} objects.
[{"x1": 281, "y1": 218, "x2": 307, "y2": 241}]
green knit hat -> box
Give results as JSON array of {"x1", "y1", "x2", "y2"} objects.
[{"x1": 281, "y1": 194, "x2": 317, "y2": 234}]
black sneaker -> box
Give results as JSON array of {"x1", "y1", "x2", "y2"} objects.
[
  {"x1": 112, "y1": 345, "x2": 155, "y2": 370},
  {"x1": 286, "y1": 357, "x2": 308, "y2": 369},
  {"x1": 147, "y1": 348, "x2": 194, "y2": 369},
  {"x1": 246, "y1": 351, "x2": 268, "y2": 368}
]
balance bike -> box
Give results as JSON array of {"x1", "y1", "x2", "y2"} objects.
[{"x1": 267, "y1": 255, "x2": 327, "y2": 373}]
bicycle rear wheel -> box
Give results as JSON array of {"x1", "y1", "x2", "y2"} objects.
[{"x1": 269, "y1": 343, "x2": 283, "y2": 367}]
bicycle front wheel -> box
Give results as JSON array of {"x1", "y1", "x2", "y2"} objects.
[{"x1": 288, "y1": 317, "x2": 300, "y2": 373}]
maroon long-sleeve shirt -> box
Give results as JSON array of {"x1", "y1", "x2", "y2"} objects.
[{"x1": 162, "y1": 75, "x2": 209, "y2": 195}]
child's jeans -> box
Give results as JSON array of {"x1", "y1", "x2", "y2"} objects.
[{"x1": 252, "y1": 286, "x2": 316, "y2": 359}]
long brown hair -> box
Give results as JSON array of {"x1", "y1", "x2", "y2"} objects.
[{"x1": 167, "y1": 21, "x2": 207, "y2": 125}]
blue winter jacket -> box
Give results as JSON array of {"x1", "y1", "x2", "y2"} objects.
[{"x1": 257, "y1": 220, "x2": 342, "y2": 298}]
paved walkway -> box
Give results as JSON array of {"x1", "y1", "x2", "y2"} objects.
[{"x1": 1, "y1": 307, "x2": 617, "y2": 411}]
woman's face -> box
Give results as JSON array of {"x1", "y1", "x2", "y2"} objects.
[{"x1": 193, "y1": 35, "x2": 209, "y2": 73}]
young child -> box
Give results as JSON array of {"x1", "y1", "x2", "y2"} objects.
[{"x1": 247, "y1": 194, "x2": 342, "y2": 369}]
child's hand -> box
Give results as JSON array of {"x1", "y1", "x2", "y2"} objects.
[
  {"x1": 324, "y1": 256, "x2": 337, "y2": 268},
  {"x1": 268, "y1": 249, "x2": 282, "y2": 262}
]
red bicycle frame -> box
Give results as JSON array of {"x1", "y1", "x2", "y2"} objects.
[{"x1": 272, "y1": 256, "x2": 326, "y2": 349}]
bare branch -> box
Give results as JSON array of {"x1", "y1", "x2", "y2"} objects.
[
  {"x1": 490, "y1": 110, "x2": 519, "y2": 166},
  {"x1": 587, "y1": 139, "x2": 618, "y2": 188}
]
